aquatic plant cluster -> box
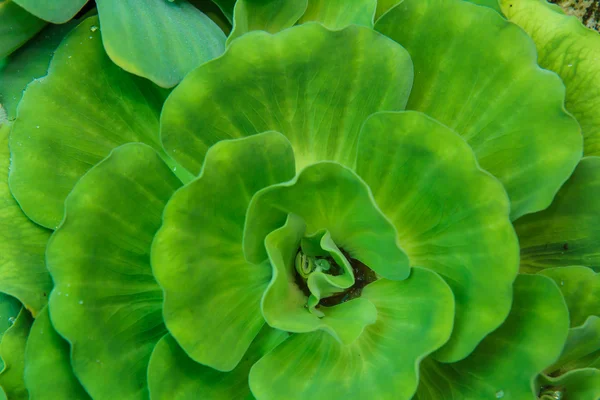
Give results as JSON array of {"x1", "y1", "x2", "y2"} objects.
[{"x1": 0, "y1": 0, "x2": 599, "y2": 399}]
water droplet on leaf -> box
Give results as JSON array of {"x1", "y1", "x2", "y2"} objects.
[{"x1": 496, "y1": 390, "x2": 504, "y2": 398}]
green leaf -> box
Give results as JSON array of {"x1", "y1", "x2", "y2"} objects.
[
  {"x1": 11, "y1": 0, "x2": 86, "y2": 23},
  {"x1": 0, "y1": 19, "x2": 78, "y2": 118},
  {"x1": 0, "y1": 308, "x2": 32, "y2": 400},
  {"x1": 500, "y1": 0, "x2": 600, "y2": 157},
  {"x1": 465, "y1": 0, "x2": 502, "y2": 13},
  {"x1": 538, "y1": 267, "x2": 600, "y2": 375},
  {"x1": 148, "y1": 327, "x2": 288, "y2": 400},
  {"x1": 374, "y1": 0, "x2": 400, "y2": 20},
  {"x1": 24, "y1": 306, "x2": 90, "y2": 400},
  {"x1": 261, "y1": 215, "x2": 377, "y2": 344},
  {"x1": 9, "y1": 16, "x2": 191, "y2": 230},
  {"x1": 0, "y1": 122, "x2": 51, "y2": 316},
  {"x1": 161, "y1": 22, "x2": 413, "y2": 175},
  {"x1": 0, "y1": 294, "x2": 20, "y2": 340},
  {"x1": 539, "y1": 266, "x2": 599, "y2": 328},
  {"x1": 227, "y1": 0, "x2": 307, "y2": 45},
  {"x1": 538, "y1": 369, "x2": 600, "y2": 400},
  {"x1": 548, "y1": 316, "x2": 600, "y2": 375},
  {"x1": 0, "y1": 0, "x2": 45, "y2": 58},
  {"x1": 297, "y1": 0, "x2": 376, "y2": 29},
  {"x1": 152, "y1": 132, "x2": 295, "y2": 372},
  {"x1": 189, "y1": 0, "x2": 232, "y2": 35},
  {"x1": 245, "y1": 162, "x2": 410, "y2": 281},
  {"x1": 515, "y1": 157, "x2": 600, "y2": 273},
  {"x1": 376, "y1": 0, "x2": 582, "y2": 220},
  {"x1": 46, "y1": 143, "x2": 182, "y2": 400},
  {"x1": 209, "y1": 0, "x2": 235, "y2": 22},
  {"x1": 96, "y1": 0, "x2": 226, "y2": 88},
  {"x1": 417, "y1": 274, "x2": 570, "y2": 400},
  {"x1": 355, "y1": 111, "x2": 518, "y2": 362},
  {"x1": 250, "y1": 267, "x2": 453, "y2": 400}
]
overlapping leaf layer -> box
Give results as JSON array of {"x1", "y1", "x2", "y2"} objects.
[{"x1": 0, "y1": 0, "x2": 599, "y2": 399}]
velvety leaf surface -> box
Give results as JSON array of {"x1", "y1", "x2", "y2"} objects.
[
  {"x1": 152, "y1": 132, "x2": 295, "y2": 372},
  {"x1": 12, "y1": 0, "x2": 86, "y2": 23},
  {"x1": 0, "y1": 19, "x2": 77, "y2": 118},
  {"x1": 249, "y1": 268, "x2": 454, "y2": 400},
  {"x1": 148, "y1": 327, "x2": 288, "y2": 400},
  {"x1": 376, "y1": 0, "x2": 582, "y2": 220},
  {"x1": 0, "y1": 123, "x2": 51, "y2": 316},
  {"x1": 515, "y1": 157, "x2": 600, "y2": 273},
  {"x1": 356, "y1": 111, "x2": 518, "y2": 362},
  {"x1": 227, "y1": 0, "x2": 307, "y2": 45},
  {"x1": 96, "y1": 0, "x2": 226, "y2": 88},
  {"x1": 538, "y1": 369, "x2": 600, "y2": 400},
  {"x1": 0, "y1": 0, "x2": 45, "y2": 58},
  {"x1": 245, "y1": 162, "x2": 409, "y2": 281},
  {"x1": 9, "y1": 16, "x2": 189, "y2": 230},
  {"x1": 298, "y1": 0, "x2": 377, "y2": 29},
  {"x1": 417, "y1": 274, "x2": 570, "y2": 400},
  {"x1": 0, "y1": 308, "x2": 32, "y2": 400},
  {"x1": 161, "y1": 23, "x2": 413, "y2": 174},
  {"x1": 46, "y1": 143, "x2": 182, "y2": 400},
  {"x1": 24, "y1": 306, "x2": 90, "y2": 400},
  {"x1": 501, "y1": 0, "x2": 600, "y2": 156}
]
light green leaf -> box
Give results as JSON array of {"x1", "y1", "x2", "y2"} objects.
[
  {"x1": 161, "y1": 22, "x2": 413, "y2": 174},
  {"x1": 539, "y1": 267, "x2": 600, "y2": 375},
  {"x1": 209, "y1": 0, "x2": 235, "y2": 22},
  {"x1": 548, "y1": 316, "x2": 600, "y2": 375},
  {"x1": 9, "y1": 16, "x2": 190, "y2": 230},
  {"x1": 0, "y1": 294, "x2": 20, "y2": 340},
  {"x1": 539, "y1": 266, "x2": 599, "y2": 327},
  {"x1": 356, "y1": 111, "x2": 518, "y2": 362},
  {"x1": 250, "y1": 267, "x2": 454, "y2": 400},
  {"x1": 0, "y1": 122, "x2": 51, "y2": 316},
  {"x1": 152, "y1": 132, "x2": 295, "y2": 372},
  {"x1": 298, "y1": 0, "x2": 377, "y2": 29},
  {"x1": 244, "y1": 162, "x2": 410, "y2": 281},
  {"x1": 515, "y1": 157, "x2": 600, "y2": 273},
  {"x1": 417, "y1": 274, "x2": 570, "y2": 400},
  {"x1": 538, "y1": 369, "x2": 600, "y2": 400},
  {"x1": 0, "y1": 19, "x2": 78, "y2": 118},
  {"x1": 374, "y1": 0, "x2": 400, "y2": 20},
  {"x1": 261, "y1": 215, "x2": 377, "y2": 344},
  {"x1": 500, "y1": 0, "x2": 600, "y2": 157},
  {"x1": 24, "y1": 306, "x2": 90, "y2": 400},
  {"x1": 0, "y1": 0, "x2": 45, "y2": 58},
  {"x1": 465, "y1": 0, "x2": 502, "y2": 13},
  {"x1": 376, "y1": 0, "x2": 582, "y2": 220},
  {"x1": 46, "y1": 143, "x2": 182, "y2": 400},
  {"x1": 96, "y1": 0, "x2": 226, "y2": 88},
  {"x1": 12, "y1": 0, "x2": 86, "y2": 23},
  {"x1": 227, "y1": 0, "x2": 307, "y2": 45},
  {"x1": 148, "y1": 327, "x2": 288, "y2": 400},
  {"x1": 0, "y1": 308, "x2": 32, "y2": 400},
  {"x1": 189, "y1": 0, "x2": 232, "y2": 35}
]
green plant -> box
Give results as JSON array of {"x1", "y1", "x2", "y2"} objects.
[{"x1": 0, "y1": 0, "x2": 599, "y2": 399}]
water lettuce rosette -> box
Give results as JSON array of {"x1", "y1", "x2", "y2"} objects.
[{"x1": 0, "y1": 0, "x2": 599, "y2": 399}]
